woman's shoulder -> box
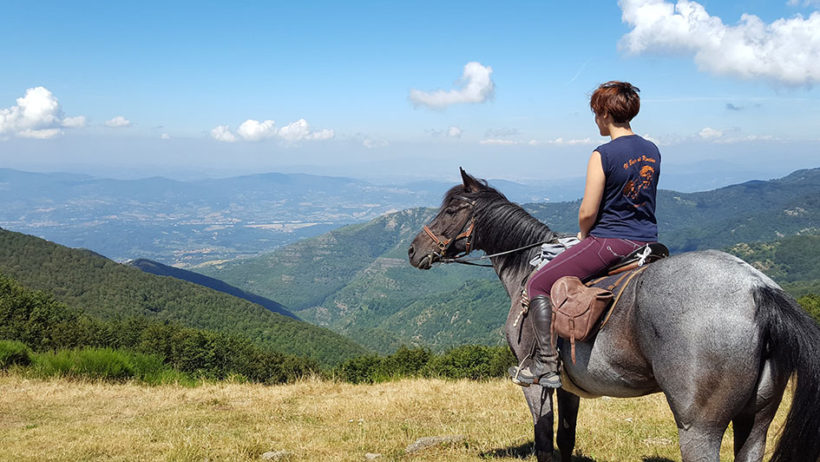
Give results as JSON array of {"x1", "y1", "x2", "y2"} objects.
[{"x1": 599, "y1": 134, "x2": 658, "y2": 153}]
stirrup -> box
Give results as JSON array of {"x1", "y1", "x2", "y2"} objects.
[
  {"x1": 509, "y1": 365, "x2": 532, "y2": 387},
  {"x1": 508, "y1": 357, "x2": 561, "y2": 388},
  {"x1": 509, "y1": 354, "x2": 533, "y2": 387}
]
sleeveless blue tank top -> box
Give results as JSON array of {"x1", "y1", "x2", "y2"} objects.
[{"x1": 589, "y1": 134, "x2": 660, "y2": 242}]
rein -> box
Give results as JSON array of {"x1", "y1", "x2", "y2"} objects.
[
  {"x1": 422, "y1": 196, "x2": 556, "y2": 268},
  {"x1": 439, "y1": 240, "x2": 553, "y2": 267}
]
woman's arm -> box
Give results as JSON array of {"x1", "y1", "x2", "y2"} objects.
[{"x1": 578, "y1": 151, "x2": 605, "y2": 239}]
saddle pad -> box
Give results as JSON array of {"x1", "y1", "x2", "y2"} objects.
[{"x1": 586, "y1": 265, "x2": 648, "y2": 331}]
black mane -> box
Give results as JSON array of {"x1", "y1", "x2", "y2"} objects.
[{"x1": 444, "y1": 181, "x2": 556, "y2": 270}]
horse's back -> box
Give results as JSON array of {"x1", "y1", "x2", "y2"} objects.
[
  {"x1": 567, "y1": 250, "x2": 771, "y2": 398},
  {"x1": 637, "y1": 249, "x2": 775, "y2": 329}
]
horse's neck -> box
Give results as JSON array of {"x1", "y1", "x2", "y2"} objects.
[
  {"x1": 492, "y1": 256, "x2": 534, "y2": 299},
  {"x1": 473, "y1": 200, "x2": 553, "y2": 298}
]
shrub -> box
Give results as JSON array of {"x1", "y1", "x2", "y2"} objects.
[
  {"x1": 382, "y1": 346, "x2": 432, "y2": 377},
  {"x1": 334, "y1": 355, "x2": 384, "y2": 384},
  {"x1": 423, "y1": 345, "x2": 515, "y2": 380},
  {"x1": 798, "y1": 294, "x2": 820, "y2": 324},
  {"x1": 31, "y1": 348, "x2": 173, "y2": 382},
  {"x1": 0, "y1": 339, "x2": 31, "y2": 368}
]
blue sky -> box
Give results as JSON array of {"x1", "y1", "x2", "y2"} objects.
[{"x1": 1, "y1": 0, "x2": 819, "y2": 186}]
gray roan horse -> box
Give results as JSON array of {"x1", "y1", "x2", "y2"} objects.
[{"x1": 407, "y1": 169, "x2": 820, "y2": 462}]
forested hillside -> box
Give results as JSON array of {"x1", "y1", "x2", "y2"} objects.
[
  {"x1": 0, "y1": 273, "x2": 317, "y2": 382},
  {"x1": 0, "y1": 228, "x2": 367, "y2": 365},
  {"x1": 728, "y1": 234, "x2": 820, "y2": 296},
  {"x1": 198, "y1": 168, "x2": 820, "y2": 353},
  {"x1": 195, "y1": 208, "x2": 500, "y2": 352},
  {"x1": 128, "y1": 258, "x2": 299, "y2": 320}
]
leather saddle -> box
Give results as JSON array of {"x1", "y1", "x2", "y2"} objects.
[
  {"x1": 603, "y1": 242, "x2": 669, "y2": 276},
  {"x1": 549, "y1": 243, "x2": 669, "y2": 363}
]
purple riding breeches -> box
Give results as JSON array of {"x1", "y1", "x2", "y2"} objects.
[{"x1": 526, "y1": 235, "x2": 648, "y2": 299}]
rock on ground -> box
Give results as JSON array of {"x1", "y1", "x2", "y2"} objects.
[{"x1": 260, "y1": 450, "x2": 291, "y2": 461}]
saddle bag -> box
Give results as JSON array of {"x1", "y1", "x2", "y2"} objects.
[{"x1": 550, "y1": 276, "x2": 613, "y2": 364}]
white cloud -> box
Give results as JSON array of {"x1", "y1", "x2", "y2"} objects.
[
  {"x1": 277, "y1": 119, "x2": 310, "y2": 141},
  {"x1": 0, "y1": 86, "x2": 85, "y2": 139},
  {"x1": 105, "y1": 116, "x2": 131, "y2": 128},
  {"x1": 545, "y1": 137, "x2": 595, "y2": 145},
  {"x1": 480, "y1": 137, "x2": 595, "y2": 146},
  {"x1": 787, "y1": 0, "x2": 820, "y2": 6},
  {"x1": 61, "y1": 115, "x2": 86, "y2": 128},
  {"x1": 619, "y1": 0, "x2": 820, "y2": 85},
  {"x1": 211, "y1": 118, "x2": 334, "y2": 143},
  {"x1": 237, "y1": 119, "x2": 276, "y2": 141},
  {"x1": 447, "y1": 126, "x2": 462, "y2": 138},
  {"x1": 713, "y1": 134, "x2": 775, "y2": 144},
  {"x1": 160, "y1": 133, "x2": 171, "y2": 140},
  {"x1": 308, "y1": 128, "x2": 335, "y2": 140},
  {"x1": 485, "y1": 127, "x2": 519, "y2": 138},
  {"x1": 18, "y1": 128, "x2": 62, "y2": 139},
  {"x1": 410, "y1": 62, "x2": 495, "y2": 109},
  {"x1": 211, "y1": 125, "x2": 237, "y2": 142},
  {"x1": 363, "y1": 138, "x2": 389, "y2": 149},
  {"x1": 480, "y1": 138, "x2": 520, "y2": 145},
  {"x1": 699, "y1": 127, "x2": 723, "y2": 139}
]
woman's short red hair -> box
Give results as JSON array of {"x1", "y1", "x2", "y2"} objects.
[{"x1": 590, "y1": 81, "x2": 640, "y2": 123}]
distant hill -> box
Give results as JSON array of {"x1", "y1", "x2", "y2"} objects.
[
  {"x1": 197, "y1": 168, "x2": 820, "y2": 353},
  {"x1": 195, "y1": 208, "x2": 499, "y2": 352},
  {"x1": 526, "y1": 168, "x2": 820, "y2": 253},
  {"x1": 127, "y1": 258, "x2": 299, "y2": 320},
  {"x1": 0, "y1": 228, "x2": 367, "y2": 365}
]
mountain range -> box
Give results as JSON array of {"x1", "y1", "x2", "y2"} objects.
[
  {"x1": 196, "y1": 168, "x2": 820, "y2": 353},
  {"x1": 3, "y1": 166, "x2": 797, "y2": 266},
  {"x1": 2, "y1": 167, "x2": 818, "y2": 360},
  {"x1": 0, "y1": 168, "x2": 572, "y2": 266}
]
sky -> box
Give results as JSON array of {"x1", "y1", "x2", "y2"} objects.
[{"x1": 1, "y1": 0, "x2": 820, "y2": 186}]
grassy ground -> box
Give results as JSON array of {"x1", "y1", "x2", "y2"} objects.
[{"x1": 0, "y1": 373, "x2": 791, "y2": 461}]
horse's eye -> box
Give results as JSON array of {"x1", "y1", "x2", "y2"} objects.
[{"x1": 445, "y1": 207, "x2": 456, "y2": 215}]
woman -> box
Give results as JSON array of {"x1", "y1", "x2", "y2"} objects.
[{"x1": 513, "y1": 81, "x2": 661, "y2": 388}]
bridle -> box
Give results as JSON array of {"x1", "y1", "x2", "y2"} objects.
[
  {"x1": 422, "y1": 196, "x2": 476, "y2": 261},
  {"x1": 421, "y1": 196, "x2": 555, "y2": 267}
]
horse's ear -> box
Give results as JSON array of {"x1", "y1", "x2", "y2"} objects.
[{"x1": 460, "y1": 167, "x2": 482, "y2": 193}]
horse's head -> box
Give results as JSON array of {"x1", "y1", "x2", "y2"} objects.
[{"x1": 408, "y1": 168, "x2": 485, "y2": 270}]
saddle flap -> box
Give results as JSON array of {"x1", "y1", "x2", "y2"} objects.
[
  {"x1": 550, "y1": 276, "x2": 613, "y2": 317},
  {"x1": 550, "y1": 276, "x2": 614, "y2": 363}
]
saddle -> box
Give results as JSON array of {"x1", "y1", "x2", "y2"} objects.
[{"x1": 549, "y1": 243, "x2": 669, "y2": 364}]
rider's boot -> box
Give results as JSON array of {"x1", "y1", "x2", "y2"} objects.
[{"x1": 509, "y1": 295, "x2": 562, "y2": 388}]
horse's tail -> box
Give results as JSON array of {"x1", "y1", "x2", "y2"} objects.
[{"x1": 755, "y1": 285, "x2": 820, "y2": 462}]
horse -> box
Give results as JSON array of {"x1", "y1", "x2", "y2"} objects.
[{"x1": 407, "y1": 169, "x2": 820, "y2": 462}]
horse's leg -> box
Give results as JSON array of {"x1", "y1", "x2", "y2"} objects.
[
  {"x1": 676, "y1": 425, "x2": 726, "y2": 462},
  {"x1": 556, "y1": 388, "x2": 580, "y2": 462},
  {"x1": 731, "y1": 358, "x2": 788, "y2": 462},
  {"x1": 507, "y1": 301, "x2": 555, "y2": 462},
  {"x1": 653, "y1": 346, "x2": 758, "y2": 461},
  {"x1": 522, "y1": 385, "x2": 555, "y2": 462}
]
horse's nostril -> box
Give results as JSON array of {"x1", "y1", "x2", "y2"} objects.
[{"x1": 408, "y1": 246, "x2": 415, "y2": 258}]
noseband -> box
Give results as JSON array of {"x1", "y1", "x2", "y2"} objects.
[
  {"x1": 422, "y1": 197, "x2": 476, "y2": 260},
  {"x1": 420, "y1": 196, "x2": 557, "y2": 267}
]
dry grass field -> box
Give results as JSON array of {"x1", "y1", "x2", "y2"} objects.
[{"x1": 0, "y1": 373, "x2": 791, "y2": 461}]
